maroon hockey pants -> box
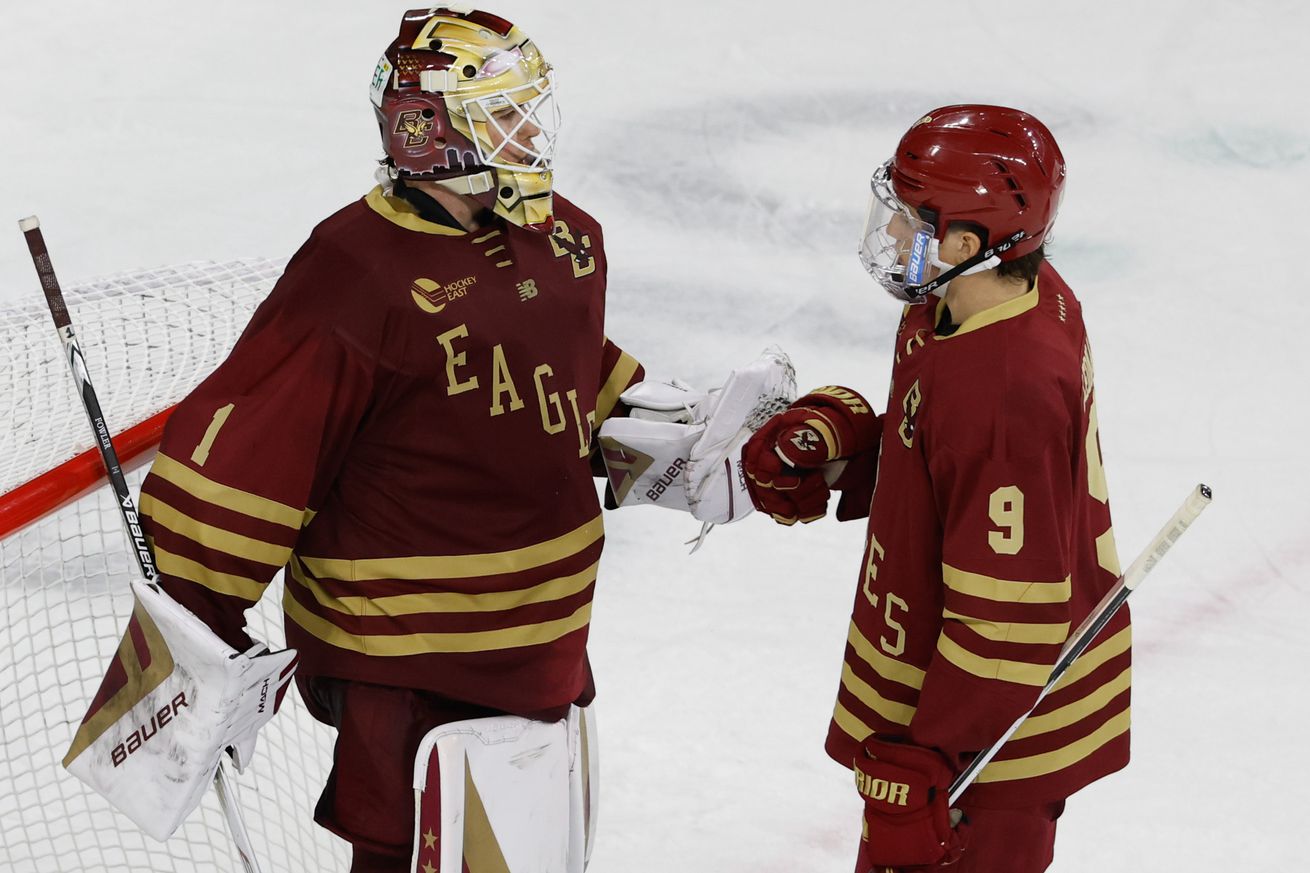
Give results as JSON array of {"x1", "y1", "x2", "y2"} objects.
[{"x1": 305, "y1": 678, "x2": 505, "y2": 873}]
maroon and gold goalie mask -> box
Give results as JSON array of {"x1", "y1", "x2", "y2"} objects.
[{"x1": 371, "y1": 7, "x2": 561, "y2": 231}]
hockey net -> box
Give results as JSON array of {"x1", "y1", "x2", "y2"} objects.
[{"x1": 0, "y1": 261, "x2": 350, "y2": 873}]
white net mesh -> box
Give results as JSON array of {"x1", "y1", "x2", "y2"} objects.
[{"x1": 1, "y1": 261, "x2": 350, "y2": 872}]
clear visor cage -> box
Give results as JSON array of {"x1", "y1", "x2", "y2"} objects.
[
  {"x1": 460, "y1": 68, "x2": 561, "y2": 173},
  {"x1": 857, "y1": 161, "x2": 1003, "y2": 303},
  {"x1": 858, "y1": 162, "x2": 943, "y2": 303}
]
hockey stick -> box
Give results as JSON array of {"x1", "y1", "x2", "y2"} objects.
[
  {"x1": 20, "y1": 215, "x2": 267, "y2": 873},
  {"x1": 947, "y1": 483, "x2": 1213, "y2": 805}
]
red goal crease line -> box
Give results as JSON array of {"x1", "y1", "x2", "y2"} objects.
[{"x1": 0, "y1": 408, "x2": 173, "y2": 540}]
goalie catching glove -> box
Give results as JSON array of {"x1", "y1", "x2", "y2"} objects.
[
  {"x1": 62, "y1": 580, "x2": 297, "y2": 841},
  {"x1": 742, "y1": 386, "x2": 881, "y2": 525},
  {"x1": 597, "y1": 347, "x2": 796, "y2": 525}
]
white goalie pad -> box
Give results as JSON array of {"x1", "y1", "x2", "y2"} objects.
[
  {"x1": 598, "y1": 347, "x2": 796, "y2": 524},
  {"x1": 412, "y1": 704, "x2": 598, "y2": 873},
  {"x1": 62, "y1": 579, "x2": 297, "y2": 841}
]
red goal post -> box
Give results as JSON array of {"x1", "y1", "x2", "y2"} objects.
[
  {"x1": 0, "y1": 260, "x2": 349, "y2": 873},
  {"x1": 0, "y1": 408, "x2": 169, "y2": 538}
]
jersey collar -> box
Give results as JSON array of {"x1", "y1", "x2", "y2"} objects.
[
  {"x1": 933, "y1": 279, "x2": 1041, "y2": 340},
  {"x1": 365, "y1": 186, "x2": 468, "y2": 236}
]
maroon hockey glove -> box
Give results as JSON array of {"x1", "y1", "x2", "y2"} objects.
[
  {"x1": 742, "y1": 387, "x2": 879, "y2": 525},
  {"x1": 740, "y1": 442, "x2": 830, "y2": 524},
  {"x1": 854, "y1": 737, "x2": 967, "y2": 870}
]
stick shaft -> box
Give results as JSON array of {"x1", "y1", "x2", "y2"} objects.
[{"x1": 20, "y1": 216, "x2": 264, "y2": 873}]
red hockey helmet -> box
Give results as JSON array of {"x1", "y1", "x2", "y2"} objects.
[
  {"x1": 859, "y1": 105, "x2": 1067, "y2": 302},
  {"x1": 369, "y1": 7, "x2": 560, "y2": 231}
]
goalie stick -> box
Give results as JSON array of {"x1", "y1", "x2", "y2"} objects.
[
  {"x1": 19, "y1": 215, "x2": 267, "y2": 873},
  {"x1": 947, "y1": 483, "x2": 1213, "y2": 805}
]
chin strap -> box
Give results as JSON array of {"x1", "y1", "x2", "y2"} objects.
[
  {"x1": 902, "y1": 230, "x2": 1027, "y2": 302},
  {"x1": 375, "y1": 163, "x2": 496, "y2": 197},
  {"x1": 430, "y1": 171, "x2": 495, "y2": 196}
]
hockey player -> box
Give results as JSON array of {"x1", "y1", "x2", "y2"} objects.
[
  {"x1": 132, "y1": 8, "x2": 642, "y2": 871},
  {"x1": 742, "y1": 106, "x2": 1130, "y2": 872}
]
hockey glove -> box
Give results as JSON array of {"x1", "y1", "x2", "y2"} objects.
[
  {"x1": 854, "y1": 737, "x2": 968, "y2": 870},
  {"x1": 742, "y1": 386, "x2": 879, "y2": 525},
  {"x1": 598, "y1": 348, "x2": 797, "y2": 525},
  {"x1": 63, "y1": 580, "x2": 298, "y2": 841}
]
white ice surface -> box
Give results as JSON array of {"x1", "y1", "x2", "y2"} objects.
[{"x1": 2, "y1": 2, "x2": 1306, "y2": 870}]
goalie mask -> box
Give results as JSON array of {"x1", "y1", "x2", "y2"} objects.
[
  {"x1": 371, "y1": 7, "x2": 561, "y2": 231},
  {"x1": 859, "y1": 105, "x2": 1067, "y2": 303}
]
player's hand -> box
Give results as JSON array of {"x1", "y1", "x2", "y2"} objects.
[
  {"x1": 854, "y1": 737, "x2": 968, "y2": 870},
  {"x1": 742, "y1": 386, "x2": 880, "y2": 525},
  {"x1": 741, "y1": 418, "x2": 831, "y2": 524}
]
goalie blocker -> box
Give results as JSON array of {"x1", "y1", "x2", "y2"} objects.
[
  {"x1": 411, "y1": 705, "x2": 598, "y2": 873},
  {"x1": 62, "y1": 581, "x2": 297, "y2": 841},
  {"x1": 597, "y1": 347, "x2": 796, "y2": 525}
]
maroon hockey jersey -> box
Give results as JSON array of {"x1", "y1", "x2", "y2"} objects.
[
  {"x1": 138, "y1": 186, "x2": 643, "y2": 717},
  {"x1": 826, "y1": 262, "x2": 1130, "y2": 807}
]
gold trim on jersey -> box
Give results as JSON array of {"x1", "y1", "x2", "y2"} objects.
[
  {"x1": 298, "y1": 515, "x2": 603, "y2": 581},
  {"x1": 1095, "y1": 528, "x2": 1122, "y2": 576},
  {"x1": 154, "y1": 544, "x2": 268, "y2": 602},
  {"x1": 1012, "y1": 666, "x2": 1131, "y2": 740},
  {"x1": 942, "y1": 564, "x2": 1071, "y2": 604},
  {"x1": 943, "y1": 609, "x2": 1071, "y2": 645},
  {"x1": 934, "y1": 281, "x2": 1041, "y2": 340},
  {"x1": 974, "y1": 708, "x2": 1130, "y2": 783},
  {"x1": 140, "y1": 493, "x2": 291, "y2": 567},
  {"x1": 595, "y1": 349, "x2": 641, "y2": 422},
  {"x1": 936, "y1": 634, "x2": 1053, "y2": 686},
  {"x1": 150, "y1": 453, "x2": 303, "y2": 529},
  {"x1": 846, "y1": 620, "x2": 926, "y2": 690},
  {"x1": 839, "y1": 663, "x2": 916, "y2": 726},
  {"x1": 365, "y1": 186, "x2": 468, "y2": 236},
  {"x1": 282, "y1": 587, "x2": 593, "y2": 655},
  {"x1": 832, "y1": 700, "x2": 875, "y2": 745},
  {"x1": 289, "y1": 559, "x2": 598, "y2": 617}
]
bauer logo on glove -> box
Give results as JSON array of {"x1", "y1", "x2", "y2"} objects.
[
  {"x1": 597, "y1": 347, "x2": 796, "y2": 526},
  {"x1": 62, "y1": 581, "x2": 297, "y2": 841}
]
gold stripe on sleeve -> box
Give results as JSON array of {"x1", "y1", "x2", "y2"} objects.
[
  {"x1": 299, "y1": 515, "x2": 604, "y2": 581},
  {"x1": 282, "y1": 588, "x2": 593, "y2": 655},
  {"x1": 832, "y1": 701, "x2": 874, "y2": 747},
  {"x1": 594, "y1": 350, "x2": 641, "y2": 422},
  {"x1": 943, "y1": 564, "x2": 1071, "y2": 604},
  {"x1": 1012, "y1": 667, "x2": 1131, "y2": 740},
  {"x1": 936, "y1": 633, "x2": 1052, "y2": 687},
  {"x1": 839, "y1": 664, "x2": 916, "y2": 726},
  {"x1": 974, "y1": 708, "x2": 1130, "y2": 783},
  {"x1": 140, "y1": 493, "x2": 292, "y2": 567},
  {"x1": 155, "y1": 545, "x2": 268, "y2": 602},
  {"x1": 943, "y1": 609, "x2": 1070, "y2": 645},
  {"x1": 151, "y1": 453, "x2": 304, "y2": 529},
  {"x1": 290, "y1": 559, "x2": 599, "y2": 617},
  {"x1": 847, "y1": 621, "x2": 926, "y2": 690}
]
